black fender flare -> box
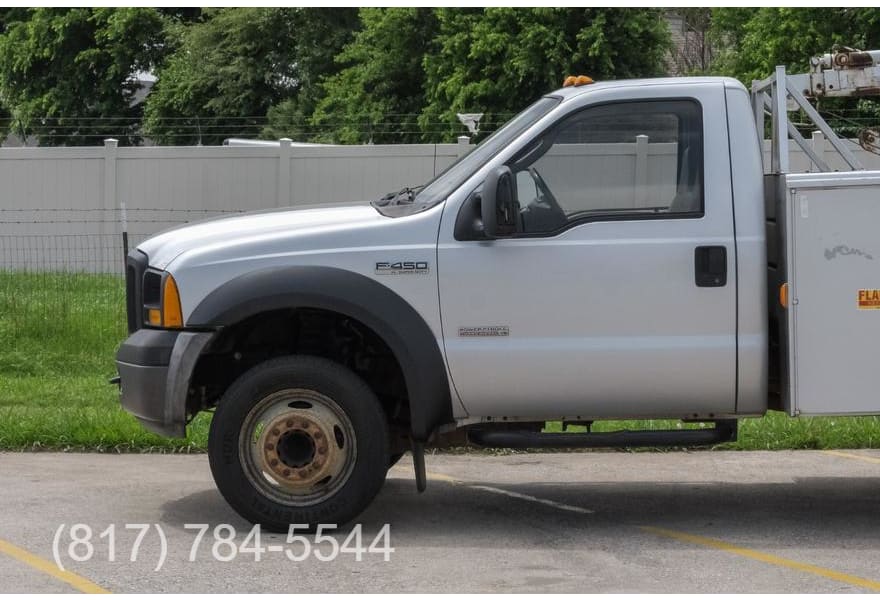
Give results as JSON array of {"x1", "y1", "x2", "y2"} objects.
[{"x1": 188, "y1": 265, "x2": 453, "y2": 441}]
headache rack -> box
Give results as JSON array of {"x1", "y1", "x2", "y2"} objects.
[{"x1": 751, "y1": 47, "x2": 880, "y2": 174}]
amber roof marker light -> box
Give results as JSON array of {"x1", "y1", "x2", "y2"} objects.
[{"x1": 563, "y1": 75, "x2": 595, "y2": 87}]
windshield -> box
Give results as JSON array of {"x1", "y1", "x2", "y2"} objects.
[{"x1": 373, "y1": 96, "x2": 561, "y2": 216}]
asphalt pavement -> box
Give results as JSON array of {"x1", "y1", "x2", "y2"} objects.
[{"x1": 1, "y1": 449, "x2": 879, "y2": 593}]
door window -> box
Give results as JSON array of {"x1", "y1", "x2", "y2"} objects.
[{"x1": 510, "y1": 100, "x2": 704, "y2": 235}]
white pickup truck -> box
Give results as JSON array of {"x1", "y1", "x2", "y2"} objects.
[{"x1": 116, "y1": 49, "x2": 880, "y2": 530}]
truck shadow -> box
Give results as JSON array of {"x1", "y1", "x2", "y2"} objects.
[{"x1": 161, "y1": 474, "x2": 880, "y2": 548}]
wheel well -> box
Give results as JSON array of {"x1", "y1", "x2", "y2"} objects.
[{"x1": 189, "y1": 308, "x2": 411, "y2": 451}]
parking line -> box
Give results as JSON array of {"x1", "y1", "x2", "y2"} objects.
[
  {"x1": 469, "y1": 485, "x2": 595, "y2": 514},
  {"x1": 424, "y1": 469, "x2": 879, "y2": 591},
  {"x1": 641, "y1": 526, "x2": 880, "y2": 592},
  {"x1": 0, "y1": 538, "x2": 110, "y2": 594},
  {"x1": 425, "y1": 471, "x2": 460, "y2": 484},
  {"x1": 426, "y1": 471, "x2": 594, "y2": 514},
  {"x1": 823, "y1": 450, "x2": 880, "y2": 465}
]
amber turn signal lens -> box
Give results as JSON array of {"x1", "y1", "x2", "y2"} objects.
[
  {"x1": 163, "y1": 274, "x2": 183, "y2": 328},
  {"x1": 147, "y1": 308, "x2": 162, "y2": 326},
  {"x1": 779, "y1": 282, "x2": 789, "y2": 308}
]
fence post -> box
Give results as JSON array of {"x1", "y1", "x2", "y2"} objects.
[
  {"x1": 104, "y1": 138, "x2": 119, "y2": 270},
  {"x1": 456, "y1": 135, "x2": 471, "y2": 158},
  {"x1": 634, "y1": 134, "x2": 649, "y2": 207},
  {"x1": 278, "y1": 138, "x2": 292, "y2": 207},
  {"x1": 120, "y1": 201, "x2": 129, "y2": 263},
  {"x1": 811, "y1": 130, "x2": 826, "y2": 172}
]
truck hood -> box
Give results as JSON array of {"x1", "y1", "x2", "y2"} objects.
[{"x1": 138, "y1": 203, "x2": 385, "y2": 270}]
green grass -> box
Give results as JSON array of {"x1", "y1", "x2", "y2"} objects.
[
  {"x1": 1, "y1": 271, "x2": 879, "y2": 452},
  {"x1": 0, "y1": 272, "x2": 207, "y2": 451},
  {"x1": 544, "y1": 415, "x2": 880, "y2": 450}
]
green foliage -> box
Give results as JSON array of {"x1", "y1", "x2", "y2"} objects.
[
  {"x1": 710, "y1": 8, "x2": 880, "y2": 83},
  {"x1": 709, "y1": 8, "x2": 880, "y2": 136},
  {"x1": 22, "y1": 8, "x2": 880, "y2": 145},
  {"x1": 420, "y1": 8, "x2": 671, "y2": 141},
  {"x1": 0, "y1": 8, "x2": 675, "y2": 145},
  {"x1": 260, "y1": 8, "x2": 367, "y2": 142},
  {"x1": 278, "y1": 8, "x2": 438, "y2": 144},
  {"x1": 143, "y1": 8, "x2": 296, "y2": 145},
  {"x1": 274, "y1": 8, "x2": 671, "y2": 143},
  {"x1": 144, "y1": 8, "x2": 357, "y2": 145},
  {"x1": 0, "y1": 8, "x2": 166, "y2": 145}
]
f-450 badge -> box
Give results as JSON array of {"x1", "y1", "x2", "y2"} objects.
[{"x1": 375, "y1": 261, "x2": 430, "y2": 275}]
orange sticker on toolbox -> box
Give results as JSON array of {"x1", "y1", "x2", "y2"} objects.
[{"x1": 858, "y1": 289, "x2": 880, "y2": 309}]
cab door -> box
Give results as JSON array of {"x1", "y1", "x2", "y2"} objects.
[{"x1": 437, "y1": 85, "x2": 737, "y2": 419}]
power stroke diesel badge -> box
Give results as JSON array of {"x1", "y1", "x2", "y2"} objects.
[{"x1": 458, "y1": 326, "x2": 510, "y2": 337}]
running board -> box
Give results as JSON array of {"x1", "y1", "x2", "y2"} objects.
[{"x1": 467, "y1": 420, "x2": 737, "y2": 449}]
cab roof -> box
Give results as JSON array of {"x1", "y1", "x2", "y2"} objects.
[{"x1": 549, "y1": 76, "x2": 746, "y2": 101}]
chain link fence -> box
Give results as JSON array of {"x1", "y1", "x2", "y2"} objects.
[
  {"x1": 0, "y1": 209, "x2": 242, "y2": 366},
  {"x1": 0, "y1": 140, "x2": 468, "y2": 369}
]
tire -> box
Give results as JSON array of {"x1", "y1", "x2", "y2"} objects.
[{"x1": 208, "y1": 355, "x2": 389, "y2": 532}]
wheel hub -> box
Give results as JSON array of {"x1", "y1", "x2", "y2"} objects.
[
  {"x1": 240, "y1": 388, "x2": 358, "y2": 506},
  {"x1": 258, "y1": 409, "x2": 337, "y2": 490},
  {"x1": 277, "y1": 430, "x2": 316, "y2": 468}
]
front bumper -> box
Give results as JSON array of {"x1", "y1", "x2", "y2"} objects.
[{"x1": 116, "y1": 329, "x2": 215, "y2": 438}]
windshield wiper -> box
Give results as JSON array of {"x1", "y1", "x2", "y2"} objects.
[{"x1": 372, "y1": 185, "x2": 424, "y2": 207}]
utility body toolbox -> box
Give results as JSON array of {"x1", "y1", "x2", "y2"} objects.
[{"x1": 770, "y1": 172, "x2": 880, "y2": 415}]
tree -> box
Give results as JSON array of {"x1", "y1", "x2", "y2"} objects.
[
  {"x1": 276, "y1": 7, "x2": 360, "y2": 128},
  {"x1": 420, "y1": 8, "x2": 671, "y2": 141},
  {"x1": 143, "y1": 8, "x2": 296, "y2": 145},
  {"x1": 710, "y1": 8, "x2": 880, "y2": 83},
  {"x1": 144, "y1": 8, "x2": 358, "y2": 145},
  {"x1": 275, "y1": 8, "x2": 439, "y2": 144},
  {"x1": 709, "y1": 8, "x2": 880, "y2": 137},
  {"x1": 667, "y1": 8, "x2": 714, "y2": 75},
  {"x1": 0, "y1": 8, "x2": 167, "y2": 145}
]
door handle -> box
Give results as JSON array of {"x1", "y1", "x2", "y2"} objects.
[{"x1": 694, "y1": 246, "x2": 727, "y2": 287}]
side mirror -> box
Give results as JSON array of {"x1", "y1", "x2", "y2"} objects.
[{"x1": 481, "y1": 166, "x2": 519, "y2": 239}]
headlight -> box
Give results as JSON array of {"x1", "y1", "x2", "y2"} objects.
[{"x1": 144, "y1": 271, "x2": 183, "y2": 329}]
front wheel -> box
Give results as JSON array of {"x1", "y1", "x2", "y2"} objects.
[{"x1": 208, "y1": 355, "x2": 389, "y2": 531}]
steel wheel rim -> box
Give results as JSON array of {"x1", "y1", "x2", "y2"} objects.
[{"x1": 239, "y1": 388, "x2": 358, "y2": 507}]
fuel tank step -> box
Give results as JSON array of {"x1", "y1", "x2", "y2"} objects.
[{"x1": 466, "y1": 420, "x2": 737, "y2": 449}]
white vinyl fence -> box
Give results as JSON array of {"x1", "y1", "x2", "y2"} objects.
[
  {"x1": 0, "y1": 139, "x2": 471, "y2": 272},
  {"x1": 1, "y1": 134, "x2": 879, "y2": 273}
]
